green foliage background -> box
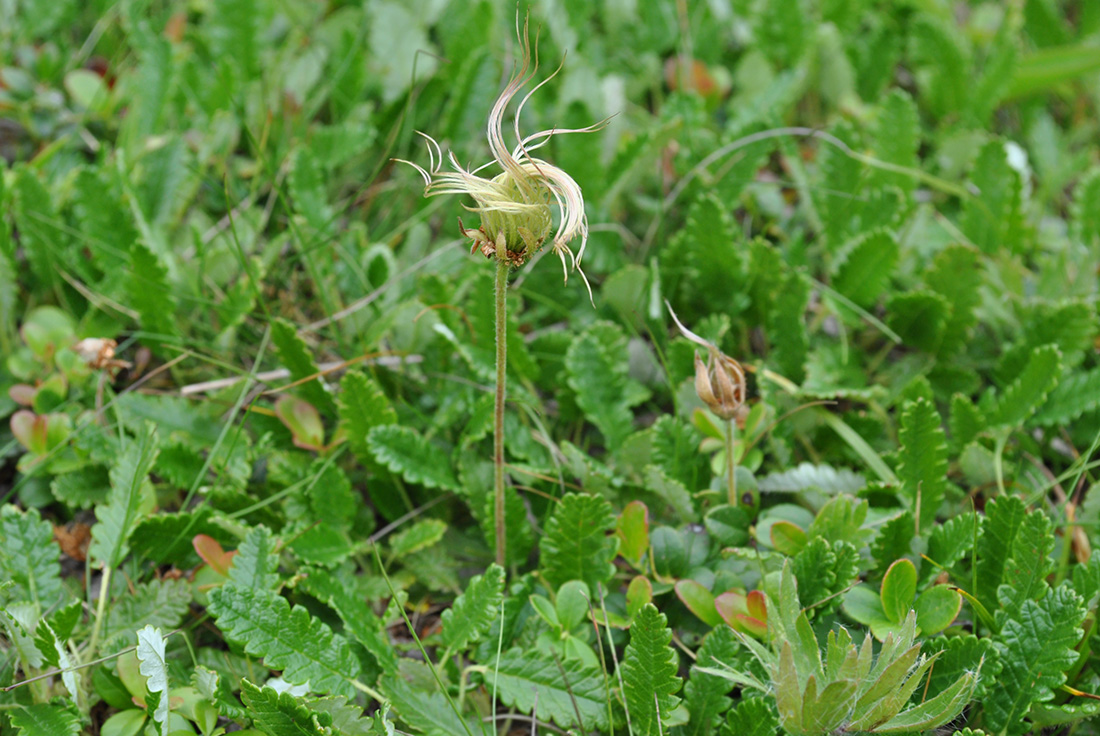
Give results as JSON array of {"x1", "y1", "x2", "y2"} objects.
[{"x1": 4, "y1": 0, "x2": 1100, "y2": 735}]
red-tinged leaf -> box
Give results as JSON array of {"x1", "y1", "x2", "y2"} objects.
[
  {"x1": 274, "y1": 395, "x2": 325, "y2": 451},
  {"x1": 11, "y1": 410, "x2": 46, "y2": 454},
  {"x1": 676, "y1": 579, "x2": 722, "y2": 627},
  {"x1": 193, "y1": 534, "x2": 235, "y2": 576},
  {"x1": 735, "y1": 613, "x2": 768, "y2": 639},
  {"x1": 715, "y1": 590, "x2": 746, "y2": 624},
  {"x1": 746, "y1": 590, "x2": 767, "y2": 621},
  {"x1": 9, "y1": 384, "x2": 35, "y2": 406}
]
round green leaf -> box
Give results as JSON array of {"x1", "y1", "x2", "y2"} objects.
[
  {"x1": 880, "y1": 558, "x2": 918, "y2": 623},
  {"x1": 914, "y1": 584, "x2": 962, "y2": 635},
  {"x1": 842, "y1": 584, "x2": 889, "y2": 627},
  {"x1": 556, "y1": 581, "x2": 591, "y2": 631},
  {"x1": 704, "y1": 504, "x2": 752, "y2": 548},
  {"x1": 617, "y1": 500, "x2": 650, "y2": 565},
  {"x1": 650, "y1": 526, "x2": 687, "y2": 579},
  {"x1": 101, "y1": 709, "x2": 146, "y2": 736},
  {"x1": 626, "y1": 576, "x2": 653, "y2": 619},
  {"x1": 769, "y1": 521, "x2": 808, "y2": 556}
]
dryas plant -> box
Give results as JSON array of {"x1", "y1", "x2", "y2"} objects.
[
  {"x1": 698, "y1": 564, "x2": 981, "y2": 735},
  {"x1": 397, "y1": 16, "x2": 602, "y2": 566}
]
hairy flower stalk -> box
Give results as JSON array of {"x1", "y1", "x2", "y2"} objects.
[{"x1": 397, "y1": 16, "x2": 603, "y2": 566}]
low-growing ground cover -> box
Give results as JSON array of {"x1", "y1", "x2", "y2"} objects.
[{"x1": 4, "y1": 1, "x2": 1100, "y2": 735}]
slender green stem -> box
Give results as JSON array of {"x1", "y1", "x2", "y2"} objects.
[
  {"x1": 86, "y1": 566, "x2": 112, "y2": 661},
  {"x1": 493, "y1": 255, "x2": 509, "y2": 567},
  {"x1": 726, "y1": 418, "x2": 738, "y2": 507},
  {"x1": 993, "y1": 432, "x2": 1009, "y2": 496}
]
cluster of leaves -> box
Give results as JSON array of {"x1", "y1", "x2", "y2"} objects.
[{"x1": 5, "y1": 1, "x2": 1100, "y2": 735}]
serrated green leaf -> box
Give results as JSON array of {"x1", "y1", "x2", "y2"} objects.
[
  {"x1": 897, "y1": 398, "x2": 948, "y2": 532},
  {"x1": 1071, "y1": 556, "x2": 1100, "y2": 609},
  {"x1": 566, "y1": 323, "x2": 635, "y2": 450},
  {"x1": 622, "y1": 604, "x2": 681, "y2": 736},
  {"x1": 389, "y1": 519, "x2": 447, "y2": 558},
  {"x1": 910, "y1": 15, "x2": 969, "y2": 120},
  {"x1": 871, "y1": 90, "x2": 919, "y2": 192},
  {"x1": 11, "y1": 168, "x2": 67, "y2": 291},
  {"x1": 206, "y1": 0, "x2": 265, "y2": 78},
  {"x1": 985, "y1": 587, "x2": 1085, "y2": 735},
  {"x1": 70, "y1": 167, "x2": 136, "y2": 273},
  {"x1": 756, "y1": 463, "x2": 865, "y2": 495},
  {"x1": 808, "y1": 494, "x2": 870, "y2": 547},
  {"x1": 650, "y1": 415, "x2": 707, "y2": 492},
  {"x1": 949, "y1": 394, "x2": 986, "y2": 449},
  {"x1": 287, "y1": 461, "x2": 356, "y2": 565},
  {"x1": 297, "y1": 565, "x2": 398, "y2": 674},
  {"x1": 643, "y1": 465, "x2": 696, "y2": 522},
  {"x1": 136, "y1": 626, "x2": 169, "y2": 735},
  {"x1": 1033, "y1": 366, "x2": 1100, "y2": 426},
  {"x1": 124, "y1": 251, "x2": 171, "y2": 350},
  {"x1": 720, "y1": 697, "x2": 779, "y2": 736},
  {"x1": 1029, "y1": 700, "x2": 1100, "y2": 728},
  {"x1": 229, "y1": 525, "x2": 281, "y2": 591},
  {"x1": 33, "y1": 619, "x2": 77, "y2": 701},
  {"x1": 683, "y1": 627, "x2": 739, "y2": 736},
  {"x1": 90, "y1": 422, "x2": 159, "y2": 569},
  {"x1": 975, "y1": 496, "x2": 1028, "y2": 613},
  {"x1": 539, "y1": 493, "x2": 618, "y2": 591},
  {"x1": 792, "y1": 538, "x2": 860, "y2": 615},
  {"x1": 1073, "y1": 167, "x2": 1100, "y2": 247},
  {"x1": 0, "y1": 505, "x2": 62, "y2": 611},
  {"x1": 8, "y1": 703, "x2": 82, "y2": 736},
  {"x1": 988, "y1": 344, "x2": 1062, "y2": 428},
  {"x1": 767, "y1": 271, "x2": 810, "y2": 383},
  {"x1": 105, "y1": 578, "x2": 191, "y2": 644},
  {"x1": 440, "y1": 564, "x2": 504, "y2": 653},
  {"x1": 921, "y1": 635, "x2": 999, "y2": 702},
  {"x1": 669, "y1": 192, "x2": 750, "y2": 317},
  {"x1": 887, "y1": 290, "x2": 950, "y2": 353},
  {"x1": 490, "y1": 647, "x2": 609, "y2": 730},
  {"x1": 240, "y1": 679, "x2": 326, "y2": 736},
  {"x1": 130, "y1": 507, "x2": 231, "y2": 567},
  {"x1": 271, "y1": 318, "x2": 337, "y2": 416},
  {"x1": 120, "y1": 26, "x2": 172, "y2": 148},
  {"x1": 871, "y1": 512, "x2": 915, "y2": 575},
  {"x1": 831, "y1": 229, "x2": 898, "y2": 308},
  {"x1": 926, "y1": 245, "x2": 983, "y2": 355},
  {"x1": 367, "y1": 425, "x2": 459, "y2": 491},
  {"x1": 481, "y1": 480, "x2": 535, "y2": 568},
  {"x1": 961, "y1": 140, "x2": 1026, "y2": 254},
  {"x1": 208, "y1": 584, "x2": 360, "y2": 698},
  {"x1": 602, "y1": 119, "x2": 681, "y2": 209},
  {"x1": 289, "y1": 148, "x2": 333, "y2": 238},
  {"x1": 816, "y1": 121, "x2": 865, "y2": 248},
  {"x1": 1021, "y1": 300, "x2": 1096, "y2": 368},
  {"x1": 310, "y1": 694, "x2": 378, "y2": 736},
  {"x1": 383, "y1": 670, "x2": 478, "y2": 736},
  {"x1": 338, "y1": 370, "x2": 397, "y2": 468},
  {"x1": 996, "y1": 508, "x2": 1055, "y2": 617}
]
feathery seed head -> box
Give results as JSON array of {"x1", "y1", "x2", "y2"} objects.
[{"x1": 395, "y1": 14, "x2": 604, "y2": 293}]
